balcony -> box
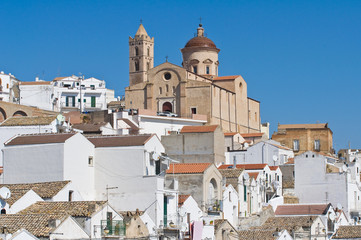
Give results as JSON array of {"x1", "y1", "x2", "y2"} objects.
[
  {"x1": 60, "y1": 102, "x2": 79, "y2": 111},
  {"x1": 101, "y1": 220, "x2": 125, "y2": 237},
  {"x1": 206, "y1": 200, "x2": 222, "y2": 215}
]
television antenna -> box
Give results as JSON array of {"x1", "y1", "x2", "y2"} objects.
[{"x1": 0, "y1": 187, "x2": 11, "y2": 199}]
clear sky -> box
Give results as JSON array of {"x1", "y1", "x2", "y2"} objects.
[{"x1": 1, "y1": 0, "x2": 360, "y2": 151}]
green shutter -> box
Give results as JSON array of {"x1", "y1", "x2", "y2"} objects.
[
  {"x1": 91, "y1": 96, "x2": 96, "y2": 107},
  {"x1": 72, "y1": 96, "x2": 75, "y2": 107},
  {"x1": 244, "y1": 186, "x2": 247, "y2": 202},
  {"x1": 66, "y1": 97, "x2": 69, "y2": 107}
]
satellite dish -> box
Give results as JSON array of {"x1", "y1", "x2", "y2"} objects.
[
  {"x1": 56, "y1": 114, "x2": 65, "y2": 122},
  {"x1": 329, "y1": 212, "x2": 336, "y2": 221},
  {"x1": 243, "y1": 173, "x2": 250, "y2": 181},
  {"x1": 152, "y1": 152, "x2": 160, "y2": 161},
  {"x1": 273, "y1": 155, "x2": 278, "y2": 162},
  {"x1": 337, "y1": 203, "x2": 342, "y2": 210},
  {"x1": 0, "y1": 187, "x2": 11, "y2": 199},
  {"x1": 342, "y1": 165, "x2": 348, "y2": 172}
]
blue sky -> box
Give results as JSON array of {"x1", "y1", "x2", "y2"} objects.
[{"x1": 1, "y1": 0, "x2": 360, "y2": 150}]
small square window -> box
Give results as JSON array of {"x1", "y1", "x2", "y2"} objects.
[
  {"x1": 191, "y1": 107, "x2": 197, "y2": 114},
  {"x1": 88, "y1": 156, "x2": 93, "y2": 166}
]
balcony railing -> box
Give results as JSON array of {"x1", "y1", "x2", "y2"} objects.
[
  {"x1": 84, "y1": 103, "x2": 103, "y2": 109},
  {"x1": 101, "y1": 220, "x2": 126, "y2": 237},
  {"x1": 60, "y1": 102, "x2": 79, "y2": 109}
]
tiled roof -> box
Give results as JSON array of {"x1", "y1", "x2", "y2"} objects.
[
  {"x1": 0, "y1": 116, "x2": 56, "y2": 126},
  {"x1": 239, "y1": 229, "x2": 278, "y2": 240},
  {"x1": 72, "y1": 122, "x2": 107, "y2": 133},
  {"x1": 0, "y1": 214, "x2": 67, "y2": 237},
  {"x1": 0, "y1": 181, "x2": 71, "y2": 204},
  {"x1": 270, "y1": 143, "x2": 292, "y2": 151},
  {"x1": 87, "y1": 134, "x2": 152, "y2": 147},
  {"x1": 241, "y1": 133, "x2": 264, "y2": 138},
  {"x1": 19, "y1": 201, "x2": 107, "y2": 217},
  {"x1": 166, "y1": 163, "x2": 211, "y2": 174},
  {"x1": 278, "y1": 123, "x2": 328, "y2": 130},
  {"x1": 286, "y1": 158, "x2": 294, "y2": 164},
  {"x1": 269, "y1": 166, "x2": 279, "y2": 171},
  {"x1": 224, "y1": 132, "x2": 238, "y2": 136},
  {"x1": 52, "y1": 77, "x2": 67, "y2": 81},
  {"x1": 218, "y1": 164, "x2": 267, "y2": 170},
  {"x1": 5, "y1": 133, "x2": 76, "y2": 146},
  {"x1": 214, "y1": 219, "x2": 228, "y2": 232},
  {"x1": 20, "y1": 81, "x2": 52, "y2": 85},
  {"x1": 219, "y1": 169, "x2": 243, "y2": 189},
  {"x1": 248, "y1": 172, "x2": 259, "y2": 180},
  {"x1": 180, "y1": 125, "x2": 218, "y2": 133},
  {"x1": 333, "y1": 225, "x2": 361, "y2": 239},
  {"x1": 178, "y1": 195, "x2": 190, "y2": 207},
  {"x1": 275, "y1": 204, "x2": 330, "y2": 216},
  {"x1": 257, "y1": 216, "x2": 318, "y2": 232},
  {"x1": 213, "y1": 75, "x2": 240, "y2": 81}
]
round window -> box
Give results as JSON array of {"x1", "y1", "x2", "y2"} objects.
[{"x1": 164, "y1": 72, "x2": 172, "y2": 80}]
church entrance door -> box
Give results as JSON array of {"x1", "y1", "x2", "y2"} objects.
[{"x1": 162, "y1": 102, "x2": 172, "y2": 112}]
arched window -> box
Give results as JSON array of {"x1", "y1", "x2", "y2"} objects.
[
  {"x1": 1, "y1": 209, "x2": 6, "y2": 214},
  {"x1": 208, "y1": 178, "x2": 218, "y2": 203},
  {"x1": 166, "y1": 84, "x2": 169, "y2": 92},
  {"x1": 193, "y1": 66, "x2": 198, "y2": 74},
  {"x1": 135, "y1": 61, "x2": 139, "y2": 71},
  {"x1": 135, "y1": 47, "x2": 139, "y2": 56},
  {"x1": 159, "y1": 87, "x2": 162, "y2": 94}
]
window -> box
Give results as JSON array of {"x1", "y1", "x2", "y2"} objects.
[
  {"x1": 293, "y1": 139, "x2": 300, "y2": 151},
  {"x1": 166, "y1": 84, "x2": 169, "y2": 92},
  {"x1": 66, "y1": 96, "x2": 75, "y2": 107},
  {"x1": 88, "y1": 156, "x2": 93, "y2": 166},
  {"x1": 6, "y1": 84, "x2": 9, "y2": 89},
  {"x1": 191, "y1": 107, "x2": 197, "y2": 114},
  {"x1": 206, "y1": 66, "x2": 210, "y2": 74},
  {"x1": 135, "y1": 47, "x2": 139, "y2": 56},
  {"x1": 91, "y1": 96, "x2": 96, "y2": 108},
  {"x1": 159, "y1": 87, "x2": 162, "y2": 94},
  {"x1": 314, "y1": 140, "x2": 320, "y2": 151},
  {"x1": 244, "y1": 186, "x2": 247, "y2": 202},
  {"x1": 68, "y1": 190, "x2": 73, "y2": 201},
  {"x1": 255, "y1": 112, "x2": 257, "y2": 121},
  {"x1": 147, "y1": 48, "x2": 150, "y2": 56},
  {"x1": 90, "y1": 84, "x2": 95, "y2": 90},
  {"x1": 229, "y1": 192, "x2": 231, "y2": 202},
  {"x1": 135, "y1": 61, "x2": 139, "y2": 71},
  {"x1": 164, "y1": 72, "x2": 171, "y2": 80},
  {"x1": 1, "y1": 209, "x2": 6, "y2": 214},
  {"x1": 193, "y1": 66, "x2": 198, "y2": 74},
  {"x1": 147, "y1": 62, "x2": 150, "y2": 71}
]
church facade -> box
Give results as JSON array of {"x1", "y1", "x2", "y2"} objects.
[{"x1": 125, "y1": 23, "x2": 261, "y2": 133}]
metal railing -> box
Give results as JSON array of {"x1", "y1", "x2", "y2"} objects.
[
  {"x1": 100, "y1": 220, "x2": 126, "y2": 237},
  {"x1": 84, "y1": 103, "x2": 103, "y2": 109}
]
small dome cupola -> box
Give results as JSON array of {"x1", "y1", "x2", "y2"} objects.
[{"x1": 181, "y1": 24, "x2": 220, "y2": 77}]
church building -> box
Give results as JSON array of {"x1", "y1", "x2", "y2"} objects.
[{"x1": 125, "y1": 23, "x2": 261, "y2": 133}]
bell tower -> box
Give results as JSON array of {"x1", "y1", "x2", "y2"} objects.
[{"x1": 129, "y1": 24, "x2": 154, "y2": 86}]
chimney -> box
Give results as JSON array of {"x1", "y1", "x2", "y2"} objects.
[{"x1": 35, "y1": 76, "x2": 40, "y2": 82}]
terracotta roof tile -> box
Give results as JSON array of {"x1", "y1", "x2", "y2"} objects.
[
  {"x1": 180, "y1": 125, "x2": 218, "y2": 133},
  {"x1": 20, "y1": 81, "x2": 52, "y2": 85},
  {"x1": 218, "y1": 169, "x2": 243, "y2": 189},
  {"x1": 218, "y1": 164, "x2": 267, "y2": 170},
  {"x1": 248, "y1": 172, "x2": 259, "y2": 180},
  {"x1": 52, "y1": 77, "x2": 67, "y2": 81},
  {"x1": 224, "y1": 132, "x2": 238, "y2": 136},
  {"x1": 19, "y1": 201, "x2": 107, "y2": 217},
  {"x1": 72, "y1": 122, "x2": 107, "y2": 133},
  {"x1": 269, "y1": 166, "x2": 279, "y2": 171},
  {"x1": 0, "y1": 214, "x2": 67, "y2": 237},
  {"x1": 332, "y1": 225, "x2": 361, "y2": 239},
  {"x1": 178, "y1": 195, "x2": 190, "y2": 207},
  {"x1": 270, "y1": 143, "x2": 292, "y2": 151},
  {"x1": 87, "y1": 134, "x2": 152, "y2": 147},
  {"x1": 0, "y1": 181, "x2": 71, "y2": 204},
  {"x1": 239, "y1": 229, "x2": 278, "y2": 240},
  {"x1": 241, "y1": 133, "x2": 264, "y2": 138},
  {"x1": 5, "y1": 133, "x2": 76, "y2": 146},
  {"x1": 286, "y1": 158, "x2": 294, "y2": 164},
  {"x1": 166, "y1": 163, "x2": 211, "y2": 174},
  {"x1": 275, "y1": 204, "x2": 330, "y2": 216},
  {"x1": 0, "y1": 116, "x2": 56, "y2": 126},
  {"x1": 256, "y1": 216, "x2": 318, "y2": 232},
  {"x1": 213, "y1": 75, "x2": 240, "y2": 81},
  {"x1": 278, "y1": 123, "x2": 329, "y2": 130}
]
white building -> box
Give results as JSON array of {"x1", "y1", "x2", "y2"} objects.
[
  {"x1": 3, "y1": 133, "x2": 96, "y2": 200},
  {"x1": 87, "y1": 134, "x2": 178, "y2": 229},
  {"x1": 295, "y1": 151, "x2": 361, "y2": 221},
  {"x1": 19, "y1": 75, "x2": 115, "y2": 112},
  {"x1": 0, "y1": 115, "x2": 59, "y2": 168},
  {"x1": 112, "y1": 110, "x2": 206, "y2": 138},
  {"x1": 0, "y1": 71, "x2": 19, "y2": 103},
  {"x1": 225, "y1": 140, "x2": 294, "y2": 166},
  {"x1": 222, "y1": 184, "x2": 239, "y2": 227}
]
